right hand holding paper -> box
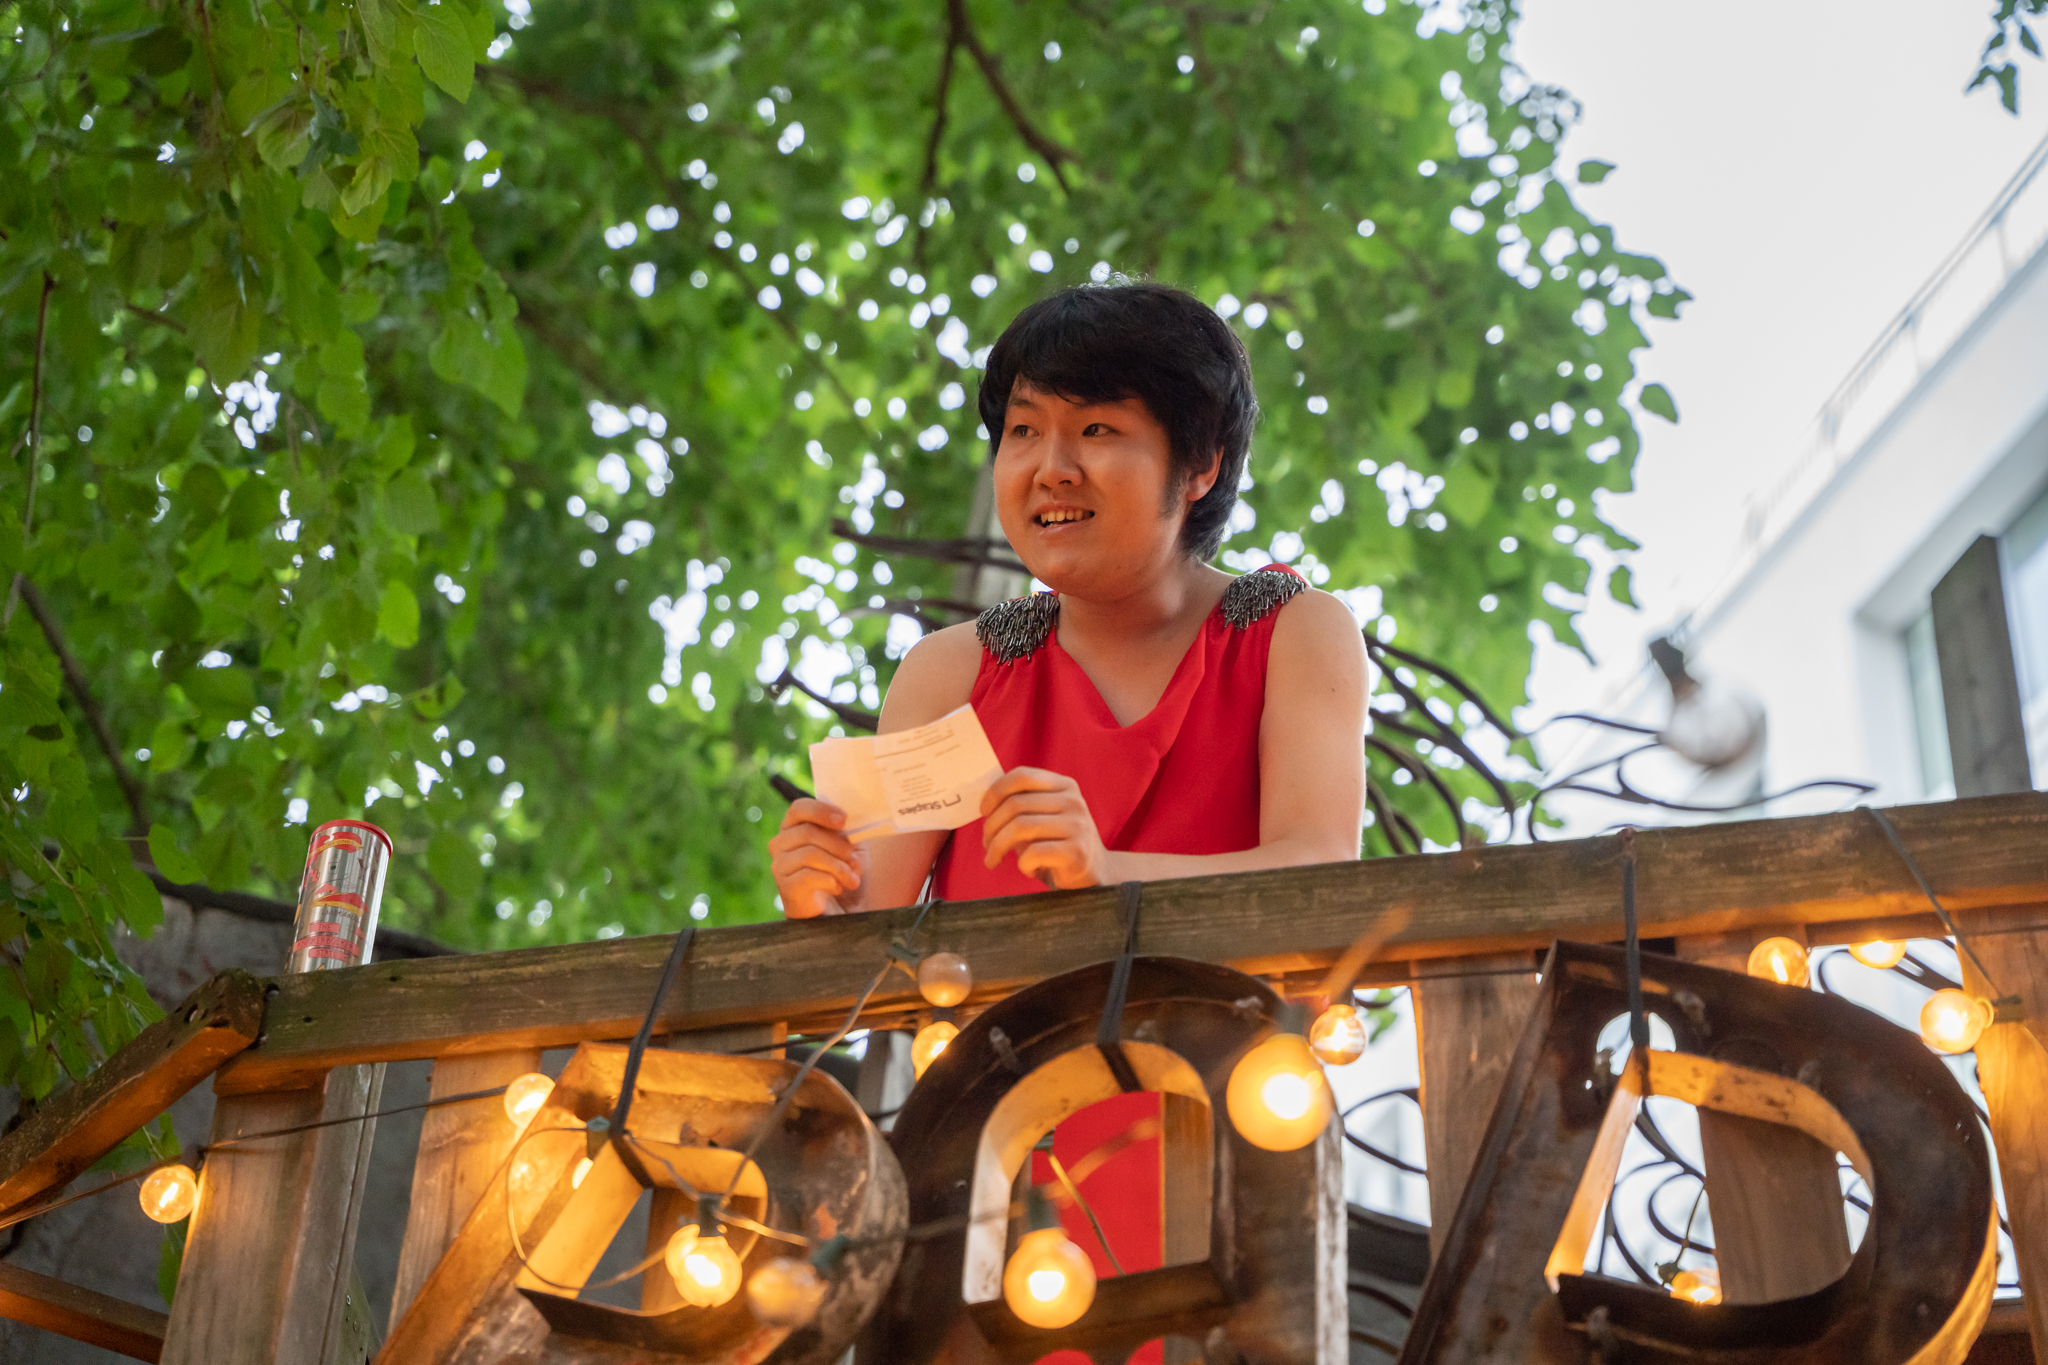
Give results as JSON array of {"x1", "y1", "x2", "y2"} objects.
[{"x1": 808, "y1": 705, "x2": 1003, "y2": 841}]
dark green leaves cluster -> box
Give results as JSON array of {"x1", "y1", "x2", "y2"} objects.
[
  {"x1": 1, "y1": 0, "x2": 1680, "y2": 1111},
  {"x1": 1973, "y1": 0, "x2": 2044, "y2": 112}
]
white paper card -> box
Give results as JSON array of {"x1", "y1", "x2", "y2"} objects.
[{"x1": 808, "y1": 704, "x2": 1003, "y2": 841}]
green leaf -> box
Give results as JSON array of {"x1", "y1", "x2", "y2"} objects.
[
  {"x1": 1608, "y1": 564, "x2": 1637, "y2": 609},
  {"x1": 379, "y1": 580, "x2": 421, "y2": 648},
  {"x1": 1576, "y1": 159, "x2": 1614, "y2": 185},
  {"x1": 427, "y1": 829, "x2": 483, "y2": 904},
  {"x1": 1437, "y1": 461, "x2": 1495, "y2": 527},
  {"x1": 413, "y1": 673, "x2": 467, "y2": 719},
  {"x1": 1637, "y1": 382, "x2": 1680, "y2": 423},
  {"x1": 415, "y1": 1, "x2": 482, "y2": 102},
  {"x1": 185, "y1": 271, "x2": 261, "y2": 382},
  {"x1": 148, "y1": 825, "x2": 205, "y2": 885},
  {"x1": 385, "y1": 470, "x2": 442, "y2": 536}
]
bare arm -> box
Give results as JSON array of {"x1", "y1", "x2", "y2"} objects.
[
  {"x1": 767, "y1": 621, "x2": 979, "y2": 916},
  {"x1": 979, "y1": 589, "x2": 1367, "y2": 885}
]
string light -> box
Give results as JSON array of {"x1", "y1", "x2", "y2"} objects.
[
  {"x1": 1225, "y1": 1003, "x2": 1332, "y2": 1152},
  {"x1": 1919, "y1": 989, "x2": 1991, "y2": 1055},
  {"x1": 1745, "y1": 937, "x2": 1809, "y2": 988},
  {"x1": 747, "y1": 1256, "x2": 828, "y2": 1326},
  {"x1": 1308, "y1": 1001, "x2": 1369, "y2": 1066},
  {"x1": 917, "y1": 951, "x2": 973, "y2": 1007},
  {"x1": 1669, "y1": 1266, "x2": 1721, "y2": 1305},
  {"x1": 503, "y1": 1073, "x2": 554, "y2": 1129},
  {"x1": 665, "y1": 1224, "x2": 743, "y2": 1307},
  {"x1": 1849, "y1": 939, "x2": 1906, "y2": 970},
  {"x1": 138, "y1": 1164, "x2": 198, "y2": 1224},
  {"x1": 911, "y1": 1019, "x2": 958, "y2": 1078},
  {"x1": 1002, "y1": 1188, "x2": 1095, "y2": 1328}
]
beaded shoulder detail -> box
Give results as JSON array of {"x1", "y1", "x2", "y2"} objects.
[
  {"x1": 1219, "y1": 566, "x2": 1306, "y2": 628},
  {"x1": 975, "y1": 592, "x2": 1063, "y2": 666},
  {"x1": 975, "y1": 568, "x2": 1304, "y2": 664}
]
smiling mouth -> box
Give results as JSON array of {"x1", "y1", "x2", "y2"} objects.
[{"x1": 1034, "y1": 509, "x2": 1095, "y2": 527}]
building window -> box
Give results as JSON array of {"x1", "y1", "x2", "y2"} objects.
[
  {"x1": 1905, "y1": 609, "x2": 1954, "y2": 799},
  {"x1": 2005, "y1": 484, "x2": 2048, "y2": 784}
]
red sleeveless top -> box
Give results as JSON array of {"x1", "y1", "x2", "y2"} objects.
[{"x1": 930, "y1": 564, "x2": 1305, "y2": 901}]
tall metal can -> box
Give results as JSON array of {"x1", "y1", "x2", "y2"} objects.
[{"x1": 288, "y1": 819, "x2": 392, "y2": 973}]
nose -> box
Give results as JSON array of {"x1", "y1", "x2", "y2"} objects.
[{"x1": 1034, "y1": 432, "x2": 1084, "y2": 487}]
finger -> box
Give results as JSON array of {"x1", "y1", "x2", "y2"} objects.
[
  {"x1": 779, "y1": 875, "x2": 841, "y2": 920},
  {"x1": 1013, "y1": 839, "x2": 1092, "y2": 889},
  {"x1": 979, "y1": 791, "x2": 1080, "y2": 827},
  {"x1": 980, "y1": 766, "x2": 1074, "y2": 817},
  {"x1": 767, "y1": 823, "x2": 857, "y2": 862},
  {"x1": 780, "y1": 798, "x2": 848, "y2": 831},
  {"x1": 984, "y1": 816, "x2": 1086, "y2": 870},
  {"x1": 774, "y1": 846, "x2": 862, "y2": 891}
]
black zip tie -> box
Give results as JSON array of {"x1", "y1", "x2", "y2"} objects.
[
  {"x1": 609, "y1": 925, "x2": 696, "y2": 1177},
  {"x1": 1622, "y1": 828, "x2": 1649, "y2": 1059},
  {"x1": 1863, "y1": 805, "x2": 2018, "y2": 1015},
  {"x1": 1097, "y1": 881, "x2": 1145, "y2": 1093}
]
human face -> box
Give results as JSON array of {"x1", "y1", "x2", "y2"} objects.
[{"x1": 992, "y1": 381, "x2": 1219, "y2": 597}]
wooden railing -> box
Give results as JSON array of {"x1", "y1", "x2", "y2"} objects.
[{"x1": 0, "y1": 790, "x2": 2043, "y2": 1362}]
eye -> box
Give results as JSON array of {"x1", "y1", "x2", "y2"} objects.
[
  {"x1": 1010, "y1": 422, "x2": 1032, "y2": 438},
  {"x1": 1082, "y1": 422, "x2": 1110, "y2": 436}
]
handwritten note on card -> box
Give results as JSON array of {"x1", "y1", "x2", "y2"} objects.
[{"x1": 809, "y1": 705, "x2": 1003, "y2": 841}]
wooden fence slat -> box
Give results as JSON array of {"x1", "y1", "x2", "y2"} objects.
[
  {"x1": 1958, "y1": 906, "x2": 2048, "y2": 1365},
  {"x1": 0, "y1": 1262, "x2": 167, "y2": 1362},
  {"x1": 1411, "y1": 952, "x2": 1543, "y2": 1257},
  {"x1": 389, "y1": 1049, "x2": 542, "y2": 1325},
  {"x1": 214, "y1": 794, "x2": 2048, "y2": 1092},
  {"x1": 0, "y1": 970, "x2": 263, "y2": 1213},
  {"x1": 160, "y1": 1064, "x2": 384, "y2": 1365},
  {"x1": 1677, "y1": 928, "x2": 1851, "y2": 1304}
]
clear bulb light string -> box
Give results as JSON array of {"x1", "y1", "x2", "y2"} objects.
[{"x1": 1863, "y1": 805, "x2": 2016, "y2": 1008}]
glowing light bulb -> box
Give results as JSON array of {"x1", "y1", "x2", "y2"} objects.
[
  {"x1": 1745, "y1": 937, "x2": 1809, "y2": 989},
  {"x1": 570, "y1": 1156, "x2": 593, "y2": 1189},
  {"x1": 1919, "y1": 989, "x2": 1991, "y2": 1055},
  {"x1": 502, "y1": 1073, "x2": 554, "y2": 1129},
  {"x1": 912, "y1": 1019, "x2": 958, "y2": 1078},
  {"x1": 1849, "y1": 939, "x2": 1906, "y2": 970},
  {"x1": 918, "y1": 951, "x2": 973, "y2": 1007},
  {"x1": 1225, "y1": 1030, "x2": 1331, "y2": 1152},
  {"x1": 1670, "y1": 1266, "x2": 1721, "y2": 1305},
  {"x1": 1309, "y1": 1002, "x2": 1369, "y2": 1066},
  {"x1": 746, "y1": 1256, "x2": 828, "y2": 1326},
  {"x1": 139, "y1": 1164, "x2": 198, "y2": 1224},
  {"x1": 1001, "y1": 1227, "x2": 1096, "y2": 1328},
  {"x1": 664, "y1": 1224, "x2": 743, "y2": 1307}
]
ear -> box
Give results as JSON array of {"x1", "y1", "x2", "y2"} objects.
[{"x1": 1184, "y1": 448, "x2": 1224, "y2": 504}]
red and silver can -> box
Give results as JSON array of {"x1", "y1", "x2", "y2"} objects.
[{"x1": 288, "y1": 820, "x2": 392, "y2": 973}]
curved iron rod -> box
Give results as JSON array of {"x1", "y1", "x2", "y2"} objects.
[
  {"x1": 1366, "y1": 734, "x2": 1470, "y2": 847},
  {"x1": 1365, "y1": 636, "x2": 1522, "y2": 740}
]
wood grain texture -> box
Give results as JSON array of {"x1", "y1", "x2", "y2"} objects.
[
  {"x1": 1678, "y1": 927, "x2": 1852, "y2": 1305},
  {"x1": 160, "y1": 1064, "x2": 385, "y2": 1365},
  {"x1": 390, "y1": 1050, "x2": 543, "y2": 1325},
  {"x1": 1412, "y1": 952, "x2": 1543, "y2": 1258},
  {"x1": 0, "y1": 970, "x2": 263, "y2": 1213},
  {"x1": 1959, "y1": 905, "x2": 2048, "y2": 1365},
  {"x1": 215, "y1": 793, "x2": 2048, "y2": 1092},
  {"x1": 0, "y1": 1261, "x2": 167, "y2": 1362}
]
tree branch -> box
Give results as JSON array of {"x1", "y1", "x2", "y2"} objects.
[
  {"x1": 947, "y1": 0, "x2": 1080, "y2": 194},
  {"x1": 831, "y1": 518, "x2": 1027, "y2": 573},
  {"x1": 4, "y1": 274, "x2": 55, "y2": 629},
  {"x1": 913, "y1": 6, "x2": 963, "y2": 267},
  {"x1": 15, "y1": 578, "x2": 150, "y2": 838}
]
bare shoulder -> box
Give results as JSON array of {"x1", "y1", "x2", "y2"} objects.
[
  {"x1": 878, "y1": 620, "x2": 982, "y2": 731},
  {"x1": 1268, "y1": 586, "x2": 1369, "y2": 677}
]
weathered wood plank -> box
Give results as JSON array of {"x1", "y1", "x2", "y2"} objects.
[
  {"x1": 1677, "y1": 927, "x2": 1852, "y2": 1304},
  {"x1": 1411, "y1": 952, "x2": 1543, "y2": 1257},
  {"x1": 215, "y1": 794, "x2": 2048, "y2": 1092},
  {"x1": 0, "y1": 1262, "x2": 167, "y2": 1362},
  {"x1": 390, "y1": 1050, "x2": 543, "y2": 1325},
  {"x1": 160, "y1": 1065, "x2": 385, "y2": 1365},
  {"x1": 1958, "y1": 905, "x2": 2048, "y2": 1365},
  {"x1": 0, "y1": 970, "x2": 263, "y2": 1213}
]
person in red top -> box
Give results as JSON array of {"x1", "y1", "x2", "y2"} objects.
[
  {"x1": 770, "y1": 282, "x2": 1366, "y2": 1361},
  {"x1": 771, "y1": 280, "x2": 1367, "y2": 913}
]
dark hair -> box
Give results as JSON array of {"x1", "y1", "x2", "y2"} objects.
[{"x1": 976, "y1": 281, "x2": 1258, "y2": 560}]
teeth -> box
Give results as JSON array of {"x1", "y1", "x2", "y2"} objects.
[{"x1": 1039, "y1": 510, "x2": 1089, "y2": 525}]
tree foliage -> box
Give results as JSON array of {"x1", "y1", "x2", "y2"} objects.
[
  {"x1": 1973, "y1": 0, "x2": 2045, "y2": 112},
  {"x1": 0, "y1": 0, "x2": 1678, "y2": 1105}
]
